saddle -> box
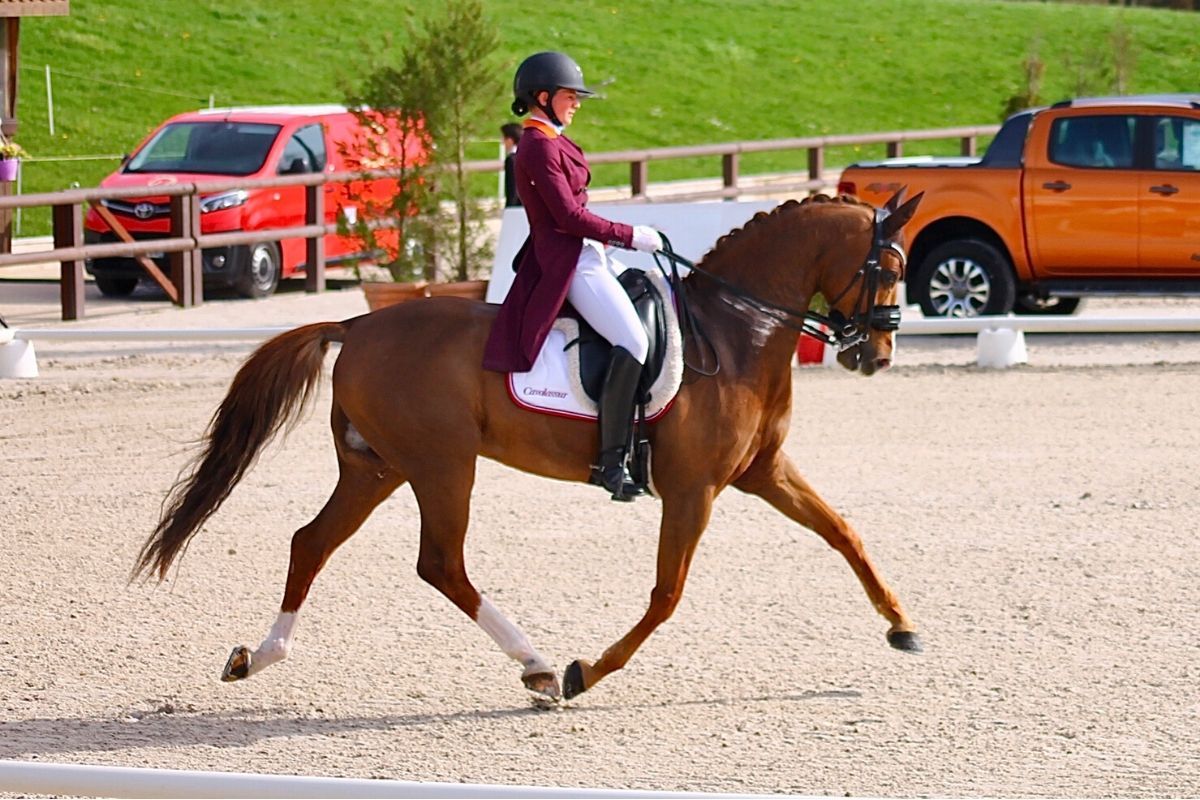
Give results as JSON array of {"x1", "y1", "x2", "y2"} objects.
[
  {"x1": 565, "y1": 268, "x2": 669, "y2": 404},
  {"x1": 562, "y1": 268, "x2": 670, "y2": 496}
]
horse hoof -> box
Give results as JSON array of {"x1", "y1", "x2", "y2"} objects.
[
  {"x1": 522, "y1": 670, "x2": 562, "y2": 701},
  {"x1": 887, "y1": 630, "x2": 923, "y2": 653},
  {"x1": 221, "y1": 645, "x2": 252, "y2": 682},
  {"x1": 563, "y1": 660, "x2": 589, "y2": 700}
]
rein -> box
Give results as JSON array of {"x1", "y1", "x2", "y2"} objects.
[{"x1": 652, "y1": 209, "x2": 905, "y2": 375}]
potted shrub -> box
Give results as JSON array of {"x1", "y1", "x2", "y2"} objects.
[
  {"x1": 0, "y1": 140, "x2": 27, "y2": 182},
  {"x1": 342, "y1": 0, "x2": 499, "y2": 311}
]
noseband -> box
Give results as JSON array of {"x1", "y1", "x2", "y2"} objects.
[{"x1": 654, "y1": 208, "x2": 906, "y2": 375}]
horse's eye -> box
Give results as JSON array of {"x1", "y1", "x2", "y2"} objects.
[{"x1": 879, "y1": 271, "x2": 899, "y2": 287}]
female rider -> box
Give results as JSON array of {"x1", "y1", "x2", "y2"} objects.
[{"x1": 482, "y1": 51, "x2": 663, "y2": 502}]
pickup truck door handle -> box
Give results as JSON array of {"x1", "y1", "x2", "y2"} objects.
[
  {"x1": 1042, "y1": 180, "x2": 1072, "y2": 192},
  {"x1": 1149, "y1": 184, "x2": 1180, "y2": 196}
]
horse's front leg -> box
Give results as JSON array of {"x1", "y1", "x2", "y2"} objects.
[
  {"x1": 735, "y1": 451, "x2": 922, "y2": 653},
  {"x1": 563, "y1": 488, "x2": 714, "y2": 700}
]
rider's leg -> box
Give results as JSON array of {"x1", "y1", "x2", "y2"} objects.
[{"x1": 568, "y1": 243, "x2": 649, "y2": 501}]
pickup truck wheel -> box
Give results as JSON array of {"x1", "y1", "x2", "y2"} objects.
[
  {"x1": 95, "y1": 276, "x2": 139, "y2": 297},
  {"x1": 1013, "y1": 293, "x2": 1083, "y2": 316},
  {"x1": 235, "y1": 242, "x2": 281, "y2": 299},
  {"x1": 914, "y1": 239, "x2": 1016, "y2": 317}
]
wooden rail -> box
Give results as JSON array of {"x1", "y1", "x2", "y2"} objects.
[{"x1": 0, "y1": 123, "x2": 1000, "y2": 320}]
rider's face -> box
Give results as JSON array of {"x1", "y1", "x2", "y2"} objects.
[{"x1": 539, "y1": 88, "x2": 580, "y2": 126}]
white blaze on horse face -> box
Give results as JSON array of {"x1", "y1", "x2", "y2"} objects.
[
  {"x1": 247, "y1": 611, "x2": 298, "y2": 677},
  {"x1": 475, "y1": 596, "x2": 553, "y2": 677}
]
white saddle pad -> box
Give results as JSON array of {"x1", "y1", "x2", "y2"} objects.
[{"x1": 508, "y1": 268, "x2": 683, "y2": 422}]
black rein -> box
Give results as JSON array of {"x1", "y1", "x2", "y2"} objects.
[{"x1": 651, "y1": 208, "x2": 905, "y2": 376}]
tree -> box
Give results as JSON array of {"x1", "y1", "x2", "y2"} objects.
[
  {"x1": 343, "y1": 0, "x2": 503, "y2": 284},
  {"x1": 421, "y1": 0, "x2": 503, "y2": 282}
]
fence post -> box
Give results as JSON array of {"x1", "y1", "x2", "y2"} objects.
[
  {"x1": 630, "y1": 160, "x2": 647, "y2": 198},
  {"x1": 52, "y1": 202, "x2": 84, "y2": 321},
  {"x1": 305, "y1": 183, "x2": 325, "y2": 293},
  {"x1": 886, "y1": 140, "x2": 904, "y2": 159},
  {"x1": 168, "y1": 195, "x2": 200, "y2": 307},
  {"x1": 721, "y1": 153, "x2": 738, "y2": 201},
  {"x1": 960, "y1": 135, "x2": 977, "y2": 157},
  {"x1": 808, "y1": 146, "x2": 825, "y2": 194}
]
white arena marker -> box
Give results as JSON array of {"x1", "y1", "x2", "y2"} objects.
[
  {"x1": 0, "y1": 759, "x2": 802, "y2": 800},
  {"x1": 0, "y1": 336, "x2": 38, "y2": 378},
  {"x1": 976, "y1": 327, "x2": 1028, "y2": 369}
]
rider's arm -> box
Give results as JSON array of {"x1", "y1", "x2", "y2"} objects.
[{"x1": 521, "y1": 134, "x2": 634, "y2": 248}]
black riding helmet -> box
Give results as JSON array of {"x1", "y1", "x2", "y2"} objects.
[{"x1": 511, "y1": 51, "x2": 595, "y2": 125}]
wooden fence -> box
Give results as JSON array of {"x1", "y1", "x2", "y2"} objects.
[{"x1": 0, "y1": 123, "x2": 1000, "y2": 320}]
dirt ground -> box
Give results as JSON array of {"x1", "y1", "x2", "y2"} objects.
[{"x1": 2, "y1": 285, "x2": 1199, "y2": 797}]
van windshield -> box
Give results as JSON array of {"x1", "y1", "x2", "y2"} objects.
[{"x1": 125, "y1": 121, "x2": 282, "y2": 175}]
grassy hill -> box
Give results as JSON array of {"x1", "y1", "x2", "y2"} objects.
[{"x1": 14, "y1": 0, "x2": 1200, "y2": 233}]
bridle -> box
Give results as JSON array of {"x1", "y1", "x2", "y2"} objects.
[
  {"x1": 810, "y1": 208, "x2": 906, "y2": 351},
  {"x1": 653, "y1": 207, "x2": 907, "y2": 375}
]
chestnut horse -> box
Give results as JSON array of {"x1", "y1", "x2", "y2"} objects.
[{"x1": 134, "y1": 191, "x2": 924, "y2": 702}]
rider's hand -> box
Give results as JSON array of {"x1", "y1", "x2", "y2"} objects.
[{"x1": 631, "y1": 225, "x2": 664, "y2": 253}]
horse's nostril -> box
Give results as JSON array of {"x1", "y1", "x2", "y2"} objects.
[{"x1": 876, "y1": 358, "x2": 892, "y2": 371}]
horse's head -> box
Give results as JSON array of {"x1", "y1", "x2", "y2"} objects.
[{"x1": 818, "y1": 189, "x2": 923, "y2": 376}]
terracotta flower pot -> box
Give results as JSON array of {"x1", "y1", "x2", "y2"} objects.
[
  {"x1": 361, "y1": 281, "x2": 430, "y2": 312},
  {"x1": 426, "y1": 279, "x2": 488, "y2": 301},
  {"x1": 361, "y1": 279, "x2": 487, "y2": 311}
]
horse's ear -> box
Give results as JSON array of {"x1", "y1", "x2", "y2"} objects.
[
  {"x1": 881, "y1": 191, "x2": 924, "y2": 239},
  {"x1": 883, "y1": 187, "x2": 908, "y2": 213}
]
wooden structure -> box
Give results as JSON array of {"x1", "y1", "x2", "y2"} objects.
[
  {"x1": 0, "y1": 122, "x2": 1000, "y2": 321},
  {"x1": 0, "y1": 1, "x2": 69, "y2": 253}
]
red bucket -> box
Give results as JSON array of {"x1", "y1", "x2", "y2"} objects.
[{"x1": 796, "y1": 331, "x2": 826, "y2": 364}]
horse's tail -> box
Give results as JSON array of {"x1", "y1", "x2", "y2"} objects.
[{"x1": 133, "y1": 321, "x2": 346, "y2": 583}]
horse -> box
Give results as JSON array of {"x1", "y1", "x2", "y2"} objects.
[{"x1": 134, "y1": 190, "x2": 924, "y2": 702}]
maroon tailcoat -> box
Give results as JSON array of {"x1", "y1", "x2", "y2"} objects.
[{"x1": 482, "y1": 121, "x2": 634, "y2": 373}]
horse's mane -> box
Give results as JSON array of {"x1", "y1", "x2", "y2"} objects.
[{"x1": 697, "y1": 194, "x2": 872, "y2": 269}]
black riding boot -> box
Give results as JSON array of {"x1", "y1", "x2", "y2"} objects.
[{"x1": 589, "y1": 346, "x2": 646, "y2": 502}]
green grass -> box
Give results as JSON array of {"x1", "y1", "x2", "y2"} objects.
[{"x1": 15, "y1": 0, "x2": 1200, "y2": 233}]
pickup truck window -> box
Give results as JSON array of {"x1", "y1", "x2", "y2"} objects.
[
  {"x1": 979, "y1": 112, "x2": 1032, "y2": 168},
  {"x1": 1049, "y1": 115, "x2": 1135, "y2": 169},
  {"x1": 126, "y1": 122, "x2": 283, "y2": 176},
  {"x1": 1152, "y1": 116, "x2": 1200, "y2": 171}
]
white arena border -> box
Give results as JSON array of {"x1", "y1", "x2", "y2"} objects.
[
  {"x1": 0, "y1": 758, "x2": 793, "y2": 799},
  {"x1": 4, "y1": 315, "x2": 1200, "y2": 344},
  {"x1": 2, "y1": 315, "x2": 1200, "y2": 378}
]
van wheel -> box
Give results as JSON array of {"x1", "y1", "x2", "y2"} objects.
[
  {"x1": 913, "y1": 239, "x2": 1016, "y2": 317},
  {"x1": 95, "y1": 276, "x2": 139, "y2": 297},
  {"x1": 1013, "y1": 293, "x2": 1083, "y2": 316},
  {"x1": 235, "y1": 242, "x2": 281, "y2": 298}
]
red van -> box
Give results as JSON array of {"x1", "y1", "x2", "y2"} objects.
[{"x1": 84, "y1": 105, "x2": 409, "y2": 298}]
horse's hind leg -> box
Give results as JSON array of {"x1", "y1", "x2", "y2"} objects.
[
  {"x1": 735, "y1": 451, "x2": 921, "y2": 652},
  {"x1": 407, "y1": 461, "x2": 560, "y2": 701},
  {"x1": 222, "y1": 444, "x2": 404, "y2": 682}
]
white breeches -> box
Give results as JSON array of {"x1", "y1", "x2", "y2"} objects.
[{"x1": 567, "y1": 239, "x2": 649, "y2": 365}]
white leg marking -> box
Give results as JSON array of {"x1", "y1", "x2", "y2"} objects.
[
  {"x1": 475, "y1": 597, "x2": 552, "y2": 677},
  {"x1": 246, "y1": 611, "x2": 298, "y2": 677}
]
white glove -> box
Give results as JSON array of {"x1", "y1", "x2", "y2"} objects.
[{"x1": 631, "y1": 225, "x2": 663, "y2": 253}]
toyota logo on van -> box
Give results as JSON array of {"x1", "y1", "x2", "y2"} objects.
[{"x1": 134, "y1": 203, "x2": 155, "y2": 219}]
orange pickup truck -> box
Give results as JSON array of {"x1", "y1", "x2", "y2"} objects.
[{"x1": 837, "y1": 95, "x2": 1200, "y2": 316}]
